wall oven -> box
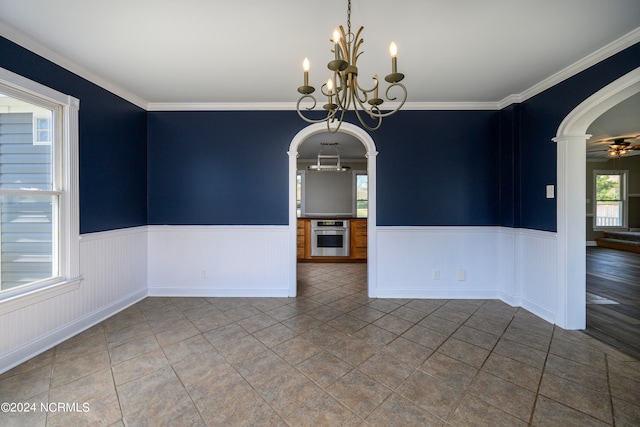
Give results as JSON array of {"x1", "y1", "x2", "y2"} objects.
[{"x1": 311, "y1": 220, "x2": 350, "y2": 257}]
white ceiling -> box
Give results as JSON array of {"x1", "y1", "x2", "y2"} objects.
[
  {"x1": 586, "y1": 93, "x2": 640, "y2": 160},
  {"x1": 1, "y1": 0, "x2": 639, "y2": 107},
  {"x1": 297, "y1": 132, "x2": 366, "y2": 161},
  {"x1": 1, "y1": 1, "x2": 639, "y2": 161}
]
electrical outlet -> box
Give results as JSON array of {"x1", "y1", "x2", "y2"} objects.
[
  {"x1": 457, "y1": 270, "x2": 466, "y2": 281},
  {"x1": 201, "y1": 269, "x2": 208, "y2": 278},
  {"x1": 432, "y1": 270, "x2": 440, "y2": 280}
]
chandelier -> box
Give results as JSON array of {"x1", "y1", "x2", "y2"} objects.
[{"x1": 296, "y1": 0, "x2": 407, "y2": 133}]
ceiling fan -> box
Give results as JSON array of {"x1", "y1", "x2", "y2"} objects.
[{"x1": 596, "y1": 136, "x2": 640, "y2": 158}]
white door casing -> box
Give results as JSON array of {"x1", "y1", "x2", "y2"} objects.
[
  {"x1": 553, "y1": 67, "x2": 640, "y2": 329},
  {"x1": 288, "y1": 123, "x2": 378, "y2": 297}
]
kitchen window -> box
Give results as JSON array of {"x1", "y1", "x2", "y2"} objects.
[
  {"x1": 0, "y1": 68, "x2": 80, "y2": 301},
  {"x1": 594, "y1": 170, "x2": 628, "y2": 229},
  {"x1": 296, "y1": 172, "x2": 303, "y2": 217},
  {"x1": 356, "y1": 172, "x2": 368, "y2": 218}
]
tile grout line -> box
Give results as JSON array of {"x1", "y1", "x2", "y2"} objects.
[
  {"x1": 106, "y1": 325, "x2": 127, "y2": 427},
  {"x1": 527, "y1": 325, "x2": 556, "y2": 427},
  {"x1": 440, "y1": 302, "x2": 518, "y2": 426},
  {"x1": 605, "y1": 353, "x2": 617, "y2": 427}
]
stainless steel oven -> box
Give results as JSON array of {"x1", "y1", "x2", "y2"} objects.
[{"x1": 311, "y1": 220, "x2": 350, "y2": 257}]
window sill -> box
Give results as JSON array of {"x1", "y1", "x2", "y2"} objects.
[
  {"x1": 593, "y1": 227, "x2": 628, "y2": 231},
  {"x1": 0, "y1": 277, "x2": 83, "y2": 316}
]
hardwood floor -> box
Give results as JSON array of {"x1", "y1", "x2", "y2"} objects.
[{"x1": 586, "y1": 246, "x2": 640, "y2": 359}]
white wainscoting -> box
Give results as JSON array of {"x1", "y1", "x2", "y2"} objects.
[
  {"x1": 147, "y1": 225, "x2": 291, "y2": 297},
  {"x1": 0, "y1": 224, "x2": 565, "y2": 373},
  {"x1": 375, "y1": 226, "x2": 558, "y2": 324},
  {"x1": 0, "y1": 226, "x2": 148, "y2": 373},
  {"x1": 508, "y1": 228, "x2": 558, "y2": 324}
]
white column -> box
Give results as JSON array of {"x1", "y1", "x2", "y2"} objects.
[{"x1": 553, "y1": 134, "x2": 589, "y2": 329}]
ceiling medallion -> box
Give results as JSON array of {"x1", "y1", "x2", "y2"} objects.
[{"x1": 296, "y1": 0, "x2": 407, "y2": 133}]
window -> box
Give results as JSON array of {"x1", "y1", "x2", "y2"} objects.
[
  {"x1": 594, "y1": 170, "x2": 628, "y2": 229},
  {"x1": 33, "y1": 114, "x2": 52, "y2": 145},
  {"x1": 0, "y1": 67, "x2": 79, "y2": 299},
  {"x1": 296, "y1": 171, "x2": 303, "y2": 217},
  {"x1": 355, "y1": 172, "x2": 368, "y2": 218}
]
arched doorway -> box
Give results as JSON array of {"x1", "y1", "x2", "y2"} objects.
[
  {"x1": 553, "y1": 67, "x2": 640, "y2": 329},
  {"x1": 287, "y1": 123, "x2": 378, "y2": 297}
]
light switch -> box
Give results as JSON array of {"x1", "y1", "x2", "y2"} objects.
[{"x1": 546, "y1": 185, "x2": 555, "y2": 199}]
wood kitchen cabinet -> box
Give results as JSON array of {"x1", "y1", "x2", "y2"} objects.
[
  {"x1": 297, "y1": 218, "x2": 367, "y2": 262},
  {"x1": 297, "y1": 220, "x2": 307, "y2": 259},
  {"x1": 350, "y1": 219, "x2": 367, "y2": 260}
]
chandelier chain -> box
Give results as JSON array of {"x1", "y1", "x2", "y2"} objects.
[{"x1": 347, "y1": 0, "x2": 351, "y2": 36}]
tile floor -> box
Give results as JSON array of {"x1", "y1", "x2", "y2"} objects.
[{"x1": 1, "y1": 263, "x2": 640, "y2": 426}]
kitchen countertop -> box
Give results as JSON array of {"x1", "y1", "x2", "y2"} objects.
[{"x1": 298, "y1": 216, "x2": 363, "y2": 219}]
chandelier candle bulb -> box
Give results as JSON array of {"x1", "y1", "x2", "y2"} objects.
[
  {"x1": 298, "y1": 58, "x2": 315, "y2": 95},
  {"x1": 374, "y1": 75, "x2": 378, "y2": 98},
  {"x1": 333, "y1": 29, "x2": 341, "y2": 60},
  {"x1": 390, "y1": 42, "x2": 398, "y2": 73},
  {"x1": 303, "y1": 58, "x2": 310, "y2": 86}
]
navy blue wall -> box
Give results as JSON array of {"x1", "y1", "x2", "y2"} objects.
[
  {"x1": 3, "y1": 32, "x2": 639, "y2": 233},
  {"x1": 147, "y1": 111, "x2": 297, "y2": 225},
  {"x1": 374, "y1": 110, "x2": 500, "y2": 226},
  {"x1": 147, "y1": 110, "x2": 501, "y2": 227},
  {"x1": 516, "y1": 42, "x2": 640, "y2": 231},
  {"x1": 0, "y1": 36, "x2": 147, "y2": 234},
  {"x1": 499, "y1": 104, "x2": 521, "y2": 228}
]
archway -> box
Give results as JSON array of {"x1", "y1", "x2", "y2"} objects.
[
  {"x1": 553, "y1": 67, "x2": 640, "y2": 329},
  {"x1": 287, "y1": 123, "x2": 378, "y2": 297}
]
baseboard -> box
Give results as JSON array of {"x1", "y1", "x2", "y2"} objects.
[
  {"x1": 147, "y1": 287, "x2": 290, "y2": 298},
  {"x1": 0, "y1": 288, "x2": 147, "y2": 375},
  {"x1": 374, "y1": 288, "x2": 504, "y2": 300},
  {"x1": 505, "y1": 294, "x2": 557, "y2": 326}
]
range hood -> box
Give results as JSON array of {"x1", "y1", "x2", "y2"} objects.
[{"x1": 307, "y1": 142, "x2": 351, "y2": 172}]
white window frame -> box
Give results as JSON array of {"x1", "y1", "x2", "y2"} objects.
[
  {"x1": 593, "y1": 169, "x2": 628, "y2": 230},
  {"x1": 353, "y1": 170, "x2": 368, "y2": 218},
  {"x1": 0, "y1": 67, "x2": 81, "y2": 311},
  {"x1": 296, "y1": 170, "x2": 305, "y2": 218}
]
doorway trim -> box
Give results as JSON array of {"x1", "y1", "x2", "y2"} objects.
[
  {"x1": 288, "y1": 123, "x2": 378, "y2": 297},
  {"x1": 553, "y1": 67, "x2": 640, "y2": 329}
]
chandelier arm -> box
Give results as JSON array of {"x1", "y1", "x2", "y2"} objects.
[
  {"x1": 354, "y1": 76, "x2": 378, "y2": 101},
  {"x1": 338, "y1": 25, "x2": 349, "y2": 60},
  {"x1": 296, "y1": 95, "x2": 338, "y2": 125},
  {"x1": 334, "y1": 72, "x2": 351, "y2": 110},
  {"x1": 349, "y1": 75, "x2": 370, "y2": 105},
  {"x1": 296, "y1": 94, "x2": 317, "y2": 112},
  {"x1": 326, "y1": 105, "x2": 348, "y2": 133},
  {"x1": 352, "y1": 34, "x2": 364, "y2": 64},
  {"x1": 366, "y1": 83, "x2": 408, "y2": 118},
  {"x1": 352, "y1": 102, "x2": 382, "y2": 131}
]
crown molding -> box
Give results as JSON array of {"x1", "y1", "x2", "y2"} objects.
[
  {"x1": 404, "y1": 102, "x2": 500, "y2": 111},
  {"x1": 2, "y1": 18, "x2": 638, "y2": 113},
  {"x1": 497, "y1": 27, "x2": 640, "y2": 109},
  {"x1": 0, "y1": 19, "x2": 148, "y2": 110},
  {"x1": 147, "y1": 102, "x2": 297, "y2": 111},
  {"x1": 146, "y1": 101, "x2": 500, "y2": 112}
]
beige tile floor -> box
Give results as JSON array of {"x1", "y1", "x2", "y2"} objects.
[{"x1": 1, "y1": 263, "x2": 640, "y2": 426}]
